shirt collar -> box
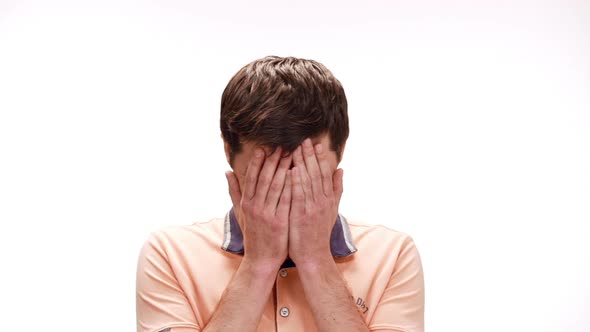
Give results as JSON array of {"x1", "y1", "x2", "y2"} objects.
[{"x1": 221, "y1": 208, "x2": 357, "y2": 258}]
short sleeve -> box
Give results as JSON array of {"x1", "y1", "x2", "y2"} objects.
[
  {"x1": 136, "y1": 233, "x2": 201, "y2": 332},
  {"x1": 368, "y1": 236, "x2": 425, "y2": 332}
]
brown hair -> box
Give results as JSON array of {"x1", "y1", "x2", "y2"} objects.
[{"x1": 220, "y1": 56, "x2": 349, "y2": 165}]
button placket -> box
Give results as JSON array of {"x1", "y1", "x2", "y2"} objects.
[
  {"x1": 279, "y1": 306, "x2": 290, "y2": 317},
  {"x1": 279, "y1": 269, "x2": 288, "y2": 278},
  {"x1": 276, "y1": 268, "x2": 292, "y2": 322}
]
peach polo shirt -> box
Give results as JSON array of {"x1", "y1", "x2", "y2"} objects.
[{"x1": 136, "y1": 211, "x2": 425, "y2": 332}]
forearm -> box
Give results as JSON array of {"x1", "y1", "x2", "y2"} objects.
[
  {"x1": 298, "y1": 256, "x2": 370, "y2": 332},
  {"x1": 203, "y1": 259, "x2": 278, "y2": 332}
]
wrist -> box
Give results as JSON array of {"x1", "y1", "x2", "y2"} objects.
[
  {"x1": 295, "y1": 252, "x2": 334, "y2": 275},
  {"x1": 240, "y1": 257, "x2": 282, "y2": 278}
]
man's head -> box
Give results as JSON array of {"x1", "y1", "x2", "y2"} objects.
[{"x1": 220, "y1": 56, "x2": 349, "y2": 176}]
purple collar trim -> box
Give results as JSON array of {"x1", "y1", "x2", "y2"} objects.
[{"x1": 221, "y1": 208, "x2": 357, "y2": 258}]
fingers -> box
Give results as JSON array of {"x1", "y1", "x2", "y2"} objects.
[
  {"x1": 266, "y1": 154, "x2": 292, "y2": 211},
  {"x1": 302, "y1": 138, "x2": 323, "y2": 199},
  {"x1": 244, "y1": 148, "x2": 265, "y2": 200},
  {"x1": 254, "y1": 147, "x2": 283, "y2": 202},
  {"x1": 239, "y1": 140, "x2": 339, "y2": 214},
  {"x1": 292, "y1": 145, "x2": 305, "y2": 168},
  {"x1": 276, "y1": 169, "x2": 292, "y2": 218},
  {"x1": 315, "y1": 143, "x2": 334, "y2": 198},
  {"x1": 293, "y1": 144, "x2": 312, "y2": 199},
  {"x1": 290, "y1": 166, "x2": 305, "y2": 219},
  {"x1": 225, "y1": 171, "x2": 242, "y2": 208}
]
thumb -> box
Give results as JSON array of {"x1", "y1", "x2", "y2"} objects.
[{"x1": 225, "y1": 171, "x2": 242, "y2": 208}]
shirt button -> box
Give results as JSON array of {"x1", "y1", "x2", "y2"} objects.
[
  {"x1": 279, "y1": 269, "x2": 288, "y2": 278},
  {"x1": 280, "y1": 307, "x2": 290, "y2": 317}
]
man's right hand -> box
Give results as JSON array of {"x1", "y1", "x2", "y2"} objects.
[
  {"x1": 225, "y1": 147, "x2": 292, "y2": 272},
  {"x1": 205, "y1": 149, "x2": 291, "y2": 332}
]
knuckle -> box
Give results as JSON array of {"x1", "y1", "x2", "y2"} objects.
[
  {"x1": 249, "y1": 202, "x2": 263, "y2": 216},
  {"x1": 241, "y1": 198, "x2": 253, "y2": 209},
  {"x1": 279, "y1": 191, "x2": 289, "y2": 202},
  {"x1": 270, "y1": 220, "x2": 286, "y2": 233},
  {"x1": 258, "y1": 174, "x2": 272, "y2": 186},
  {"x1": 293, "y1": 192, "x2": 304, "y2": 200},
  {"x1": 246, "y1": 174, "x2": 257, "y2": 184},
  {"x1": 262, "y1": 210, "x2": 274, "y2": 222},
  {"x1": 317, "y1": 198, "x2": 330, "y2": 209},
  {"x1": 252, "y1": 155, "x2": 264, "y2": 165},
  {"x1": 270, "y1": 180, "x2": 283, "y2": 192}
]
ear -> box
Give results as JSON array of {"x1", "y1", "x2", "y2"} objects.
[
  {"x1": 337, "y1": 140, "x2": 347, "y2": 164},
  {"x1": 221, "y1": 133, "x2": 231, "y2": 165}
]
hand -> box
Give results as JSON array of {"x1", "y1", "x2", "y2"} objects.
[
  {"x1": 288, "y1": 138, "x2": 344, "y2": 267},
  {"x1": 225, "y1": 147, "x2": 293, "y2": 271}
]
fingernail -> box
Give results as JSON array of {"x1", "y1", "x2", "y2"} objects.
[
  {"x1": 255, "y1": 149, "x2": 263, "y2": 158},
  {"x1": 315, "y1": 144, "x2": 323, "y2": 154},
  {"x1": 305, "y1": 138, "x2": 312, "y2": 146}
]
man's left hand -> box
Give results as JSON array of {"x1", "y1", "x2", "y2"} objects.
[{"x1": 288, "y1": 138, "x2": 344, "y2": 267}]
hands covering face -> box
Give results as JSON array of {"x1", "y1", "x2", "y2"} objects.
[{"x1": 225, "y1": 138, "x2": 343, "y2": 268}]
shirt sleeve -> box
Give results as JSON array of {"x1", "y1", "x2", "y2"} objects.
[
  {"x1": 368, "y1": 236, "x2": 425, "y2": 332},
  {"x1": 136, "y1": 232, "x2": 201, "y2": 332}
]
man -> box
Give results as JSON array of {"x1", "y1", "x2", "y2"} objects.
[{"x1": 136, "y1": 56, "x2": 425, "y2": 332}]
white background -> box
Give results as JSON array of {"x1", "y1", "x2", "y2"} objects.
[{"x1": 0, "y1": 0, "x2": 588, "y2": 331}]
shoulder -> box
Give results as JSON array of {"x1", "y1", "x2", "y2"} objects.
[
  {"x1": 345, "y1": 217, "x2": 417, "y2": 248},
  {"x1": 148, "y1": 218, "x2": 224, "y2": 240},
  {"x1": 342, "y1": 216, "x2": 422, "y2": 269},
  {"x1": 140, "y1": 217, "x2": 226, "y2": 258}
]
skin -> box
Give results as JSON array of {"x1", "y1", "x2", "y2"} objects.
[
  {"x1": 227, "y1": 134, "x2": 340, "y2": 191},
  {"x1": 203, "y1": 133, "x2": 369, "y2": 332}
]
